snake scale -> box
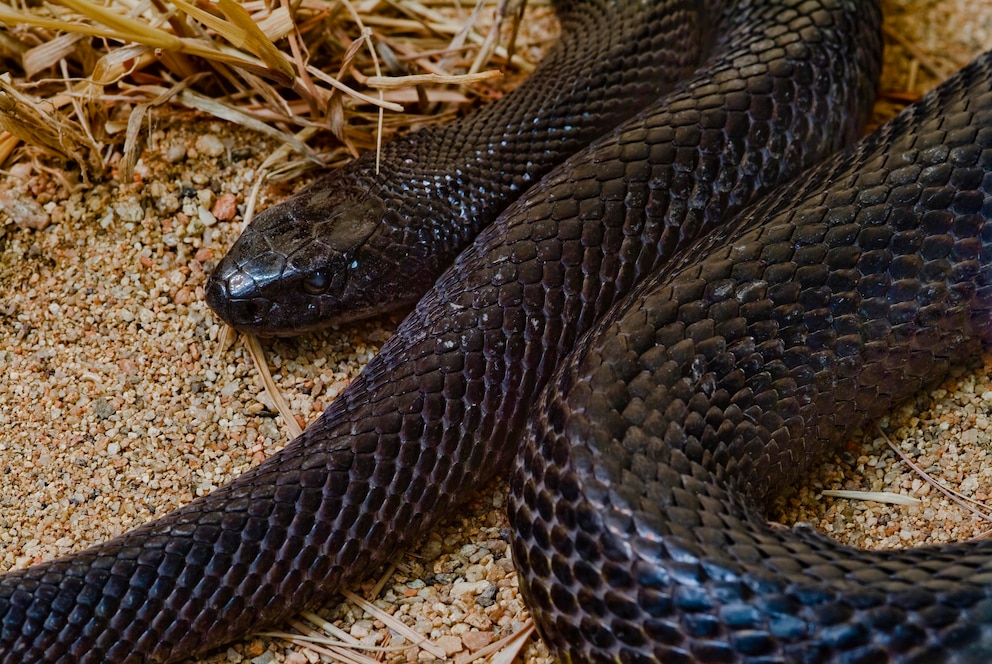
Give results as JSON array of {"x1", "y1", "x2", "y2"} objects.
[{"x1": 6, "y1": 0, "x2": 992, "y2": 662}]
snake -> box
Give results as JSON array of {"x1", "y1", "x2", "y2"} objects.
[
  {"x1": 204, "y1": 0, "x2": 710, "y2": 334},
  {"x1": 508, "y1": 45, "x2": 992, "y2": 662},
  {"x1": 20, "y1": 0, "x2": 992, "y2": 661}
]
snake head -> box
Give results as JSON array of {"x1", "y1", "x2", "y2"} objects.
[{"x1": 206, "y1": 175, "x2": 431, "y2": 336}]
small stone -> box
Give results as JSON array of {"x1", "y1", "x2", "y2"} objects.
[
  {"x1": 244, "y1": 640, "x2": 266, "y2": 657},
  {"x1": 0, "y1": 190, "x2": 49, "y2": 230},
  {"x1": 198, "y1": 205, "x2": 218, "y2": 227},
  {"x1": 194, "y1": 247, "x2": 215, "y2": 263},
  {"x1": 475, "y1": 583, "x2": 498, "y2": 607},
  {"x1": 165, "y1": 143, "x2": 186, "y2": 163},
  {"x1": 961, "y1": 429, "x2": 981, "y2": 445},
  {"x1": 460, "y1": 630, "x2": 493, "y2": 652},
  {"x1": 212, "y1": 193, "x2": 238, "y2": 220},
  {"x1": 350, "y1": 620, "x2": 372, "y2": 638},
  {"x1": 90, "y1": 397, "x2": 116, "y2": 420},
  {"x1": 8, "y1": 163, "x2": 31, "y2": 179},
  {"x1": 435, "y1": 634, "x2": 463, "y2": 656},
  {"x1": 196, "y1": 189, "x2": 215, "y2": 208},
  {"x1": 464, "y1": 563, "x2": 486, "y2": 582},
  {"x1": 114, "y1": 198, "x2": 144, "y2": 223},
  {"x1": 186, "y1": 215, "x2": 206, "y2": 237},
  {"x1": 420, "y1": 535, "x2": 443, "y2": 560},
  {"x1": 195, "y1": 134, "x2": 226, "y2": 157},
  {"x1": 174, "y1": 287, "x2": 194, "y2": 305},
  {"x1": 450, "y1": 580, "x2": 489, "y2": 598}
]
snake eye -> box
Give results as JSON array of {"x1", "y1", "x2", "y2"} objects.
[{"x1": 303, "y1": 269, "x2": 332, "y2": 295}]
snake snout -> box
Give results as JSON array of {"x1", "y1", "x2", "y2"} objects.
[
  {"x1": 205, "y1": 259, "x2": 269, "y2": 333},
  {"x1": 205, "y1": 246, "x2": 293, "y2": 333},
  {"x1": 206, "y1": 274, "x2": 308, "y2": 338}
]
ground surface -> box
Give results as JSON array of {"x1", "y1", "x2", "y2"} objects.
[{"x1": 1, "y1": 1, "x2": 992, "y2": 663}]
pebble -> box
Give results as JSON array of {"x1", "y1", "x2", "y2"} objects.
[
  {"x1": 0, "y1": 190, "x2": 49, "y2": 230},
  {"x1": 283, "y1": 654, "x2": 309, "y2": 664},
  {"x1": 450, "y1": 580, "x2": 489, "y2": 598},
  {"x1": 166, "y1": 143, "x2": 187, "y2": 163},
  {"x1": 212, "y1": 193, "x2": 238, "y2": 221},
  {"x1": 461, "y1": 630, "x2": 493, "y2": 652},
  {"x1": 435, "y1": 635, "x2": 463, "y2": 656},
  {"x1": 195, "y1": 134, "x2": 226, "y2": 158}
]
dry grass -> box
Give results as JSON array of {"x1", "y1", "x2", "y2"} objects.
[{"x1": 0, "y1": 0, "x2": 545, "y2": 185}]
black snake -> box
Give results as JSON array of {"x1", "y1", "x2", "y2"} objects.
[
  {"x1": 7, "y1": 0, "x2": 992, "y2": 662},
  {"x1": 205, "y1": 0, "x2": 708, "y2": 334}
]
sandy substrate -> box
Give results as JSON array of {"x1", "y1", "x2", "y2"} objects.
[{"x1": 1, "y1": 1, "x2": 992, "y2": 663}]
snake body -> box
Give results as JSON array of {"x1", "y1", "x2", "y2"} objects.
[
  {"x1": 204, "y1": 0, "x2": 708, "y2": 334},
  {"x1": 8, "y1": 0, "x2": 962, "y2": 661},
  {"x1": 510, "y1": 51, "x2": 992, "y2": 662}
]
